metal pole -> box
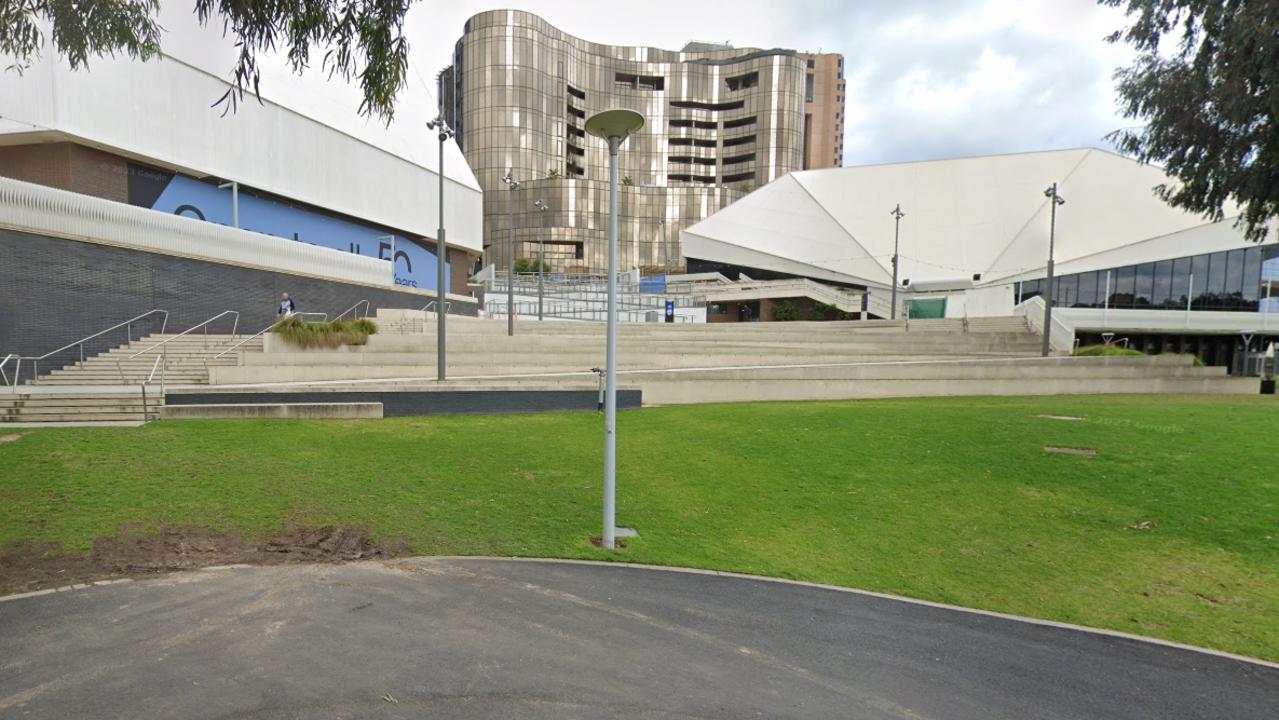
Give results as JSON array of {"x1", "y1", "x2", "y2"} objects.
[
  {"x1": 890, "y1": 204, "x2": 904, "y2": 320},
  {"x1": 1186, "y1": 273, "x2": 1194, "y2": 327},
  {"x1": 506, "y1": 180, "x2": 517, "y2": 337},
  {"x1": 1041, "y1": 183, "x2": 1062, "y2": 357},
  {"x1": 437, "y1": 129, "x2": 447, "y2": 381},
  {"x1": 535, "y1": 200, "x2": 548, "y2": 321},
  {"x1": 1102, "y1": 270, "x2": 1111, "y2": 329},
  {"x1": 604, "y1": 135, "x2": 621, "y2": 551}
]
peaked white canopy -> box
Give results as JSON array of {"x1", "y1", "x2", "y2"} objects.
[{"x1": 683, "y1": 148, "x2": 1260, "y2": 290}]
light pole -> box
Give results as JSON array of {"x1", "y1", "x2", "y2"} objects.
[
  {"x1": 890, "y1": 204, "x2": 904, "y2": 320},
  {"x1": 534, "y1": 199, "x2": 548, "y2": 321},
  {"x1": 501, "y1": 170, "x2": 520, "y2": 336},
  {"x1": 660, "y1": 218, "x2": 669, "y2": 275},
  {"x1": 1042, "y1": 183, "x2": 1066, "y2": 357},
  {"x1": 427, "y1": 115, "x2": 454, "y2": 381},
  {"x1": 585, "y1": 108, "x2": 645, "y2": 551}
]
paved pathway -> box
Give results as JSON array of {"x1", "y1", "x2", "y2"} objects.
[{"x1": 1, "y1": 558, "x2": 1275, "y2": 719}]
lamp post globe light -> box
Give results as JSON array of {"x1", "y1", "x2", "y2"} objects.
[
  {"x1": 585, "y1": 108, "x2": 645, "y2": 551},
  {"x1": 426, "y1": 114, "x2": 454, "y2": 381},
  {"x1": 534, "y1": 199, "x2": 549, "y2": 321},
  {"x1": 501, "y1": 170, "x2": 520, "y2": 337},
  {"x1": 1041, "y1": 182, "x2": 1066, "y2": 357}
]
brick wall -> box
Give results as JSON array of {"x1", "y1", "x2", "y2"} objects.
[
  {"x1": 0, "y1": 229, "x2": 478, "y2": 373},
  {"x1": 0, "y1": 142, "x2": 128, "y2": 202}
]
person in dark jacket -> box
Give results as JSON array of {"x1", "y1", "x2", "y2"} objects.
[{"x1": 278, "y1": 292, "x2": 296, "y2": 317}]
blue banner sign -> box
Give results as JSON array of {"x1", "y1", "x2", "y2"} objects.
[{"x1": 127, "y1": 164, "x2": 446, "y2": 291}]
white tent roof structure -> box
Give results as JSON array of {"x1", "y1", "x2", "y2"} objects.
[{"x1": 683, "y1": 148, "x2": 1260, "y2": 290}]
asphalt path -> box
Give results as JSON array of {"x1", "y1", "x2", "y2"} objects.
[{"x1": 1, "y1": 557, "x2": 1275, "y2": 719}]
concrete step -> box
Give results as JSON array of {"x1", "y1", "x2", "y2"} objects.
[{"x1": 161, "y1": 402, "x2": 383, "y2": 420}]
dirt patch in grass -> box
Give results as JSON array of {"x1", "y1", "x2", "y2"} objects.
[
  {"x1": 0, "y1": 433, "x2": 23, "y2": 443},
  {"x1": 0, "y1": 526, "x2": 407, "y2": 595}
]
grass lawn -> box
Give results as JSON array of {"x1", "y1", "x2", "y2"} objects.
[{"x1": 1, "y1": 395, "x2": 1276, "y2": 661}]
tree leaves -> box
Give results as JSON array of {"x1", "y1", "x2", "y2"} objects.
[
  {"x1": 0, "y1": 0, "x2": 413, "y2": 122},
  {"x1": 1103, "y1": 0, "x2": 1279, "y2": 242}
]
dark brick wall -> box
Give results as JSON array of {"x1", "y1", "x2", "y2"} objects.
[{"x1": 0, "y1": 229, "x2": 477, "y2": 375}]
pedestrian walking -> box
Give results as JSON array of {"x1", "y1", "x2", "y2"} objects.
[{"x1": 278, "y1": 292, "x2": 296, "y2": 317}]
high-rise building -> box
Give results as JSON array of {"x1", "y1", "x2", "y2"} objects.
[
  {"x1": 441, "y1": 10, "x2": 809, "y2": 274},
  {"x1": 800, "y1": 53, "x2": 846, "y2": 169}
]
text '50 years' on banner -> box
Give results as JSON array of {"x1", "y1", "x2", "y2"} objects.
[{"x1": 127, "y1": 164, "x2": 447, "y2": 292}]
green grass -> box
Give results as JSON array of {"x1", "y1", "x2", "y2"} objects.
[
  {"x1": 1073, "y1": 344, "x2": 1145, "y2": 357},
  {"x1": 1, "y1": 395, "x2": 1276, "y2": 661}
]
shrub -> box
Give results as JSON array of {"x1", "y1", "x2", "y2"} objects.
[
  {"x1": 813, "y1": 301, "x2": 856, "y2": 321},
  {"x1": 514, "y1": 258, "x2": 550, "y2": 273},
  {"x1": 273, "y1": 316, "x2": 379, "y2": 349},
  {"x1": 772, "y1": 300, "x2": 799, "y2": 321}
]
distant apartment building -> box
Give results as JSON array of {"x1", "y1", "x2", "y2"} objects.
[
  {"x1": 800, "y1": 53, "x2": 846, "y2": 169},
  {"x1": 441, "y1": 10, "x2": 820, "y2": 274}
]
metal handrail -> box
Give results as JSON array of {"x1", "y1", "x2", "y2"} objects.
[
  {"x1": 212, "y1": 312, "x2": 327, "y2": 360},
  {"x1": 8, "y1": 309, "x2": 169, "y2": 385},
  {"x1": 118, "y1": 311, "x2": 239, "y2": 386},
  {"x1": 422, "y1": 301, "x2": 452, "y2": 314},
  {"x1": 334, "y1": 300, "x2": 369, "y2": 321},
  {"x1": 0, "y1": 354, "x2": 13, "y2": 387},
  {"x1": 126, "y1": 311, "x2": 239, "y2": 359}
]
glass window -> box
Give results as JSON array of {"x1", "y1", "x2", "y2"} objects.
[
  {"x1": 1190, "y1": 254, "x2": 1210, "y2": 307},
  {"x1": 1020, "y1": 279, "x2": 1041, "y2": 301},
  {"x1": 1134, "y1": 263, "x2": 1155, "y2": 307},
  {"x1": 1225, "y1": 248, "x2": 1246, "y2": 299},
  {"x1": 1115, "y1": 266, "x2": 1136, "y2": 308},
  {"x1": 1077, "y1": 271, "x2": 1098, "y2": 308},
  {"x1": 1056, "y1": 274, "x2": 1079, "y2": 307},
  {"x1": 1207, "y1": 251, "x2": 1228, "y2": 297},
  {"x1": 1243, "y1": 246, "x2": 1262, "y2": 301},
  {"x1": 1152, "y1": 260, "x2": 1173, "y2": 307},
  {"x1": 1171, "y1": 257, "x2": 1192, "y2": 307}
]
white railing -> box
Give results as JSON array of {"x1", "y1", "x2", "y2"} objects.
[
  {"x1": 0, "y1": 176, "x2": 392, "y2": 287},
  {"x1": 696, "y1": 278, "x2": 865, "y2": 313},
  {"x1": 1016, "y1": 296, "x2": 1076, "y2": 353}
]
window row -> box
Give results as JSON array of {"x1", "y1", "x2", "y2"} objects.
[{"x1": 1016, "y1": 246, "x2": 1268, "y2": 312}]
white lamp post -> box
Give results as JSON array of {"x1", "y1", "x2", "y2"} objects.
[{"x1": 585, "y1": 108, "x2": 645, "y2": 551}]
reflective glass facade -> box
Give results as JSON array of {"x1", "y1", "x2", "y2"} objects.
[
  {"x1": 1016, "y1": 245, "x2": 1274, "y2": 312},
  {"x1": 442, "y1": 10, "x2": 807, "y2": 273}
]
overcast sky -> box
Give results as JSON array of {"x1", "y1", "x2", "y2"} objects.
[{"x1": 398, "y1": 0, "x2": 1137, "y2": 165}]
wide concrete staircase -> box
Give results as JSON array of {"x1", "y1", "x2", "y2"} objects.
[
  {"x1": 209, "y1": 312, "x2": 1046, "y2": 384},
  {"x1": 5, "y1": 310, "x2": 1254, "y2": 422},
  {"x1": 0, "y1": 389, "x2": 162, "y2": 425},
  {"x1": 35, "y1": 334, "x2": 262, "y2": 386},
  {"x1": 197, "y1": 310, "x2": 1253, "y2": 402},
  {"x1": 1, "y1": 334, "x2": 254, "y2": 423}
]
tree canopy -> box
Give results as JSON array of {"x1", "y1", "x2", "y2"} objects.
[
  {"x1": 1103, "y1": 0, "x2": 1279, "y2": 242},
  {"x1": 0, "y1": 0, "x2": 413, "y2": 121}
]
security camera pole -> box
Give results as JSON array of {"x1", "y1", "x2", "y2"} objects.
[
  {"x1": 585, "y1": 108, "x2": 645, "y2": 551},
  {"x1": 502, "y1": 170, "x2": 520, "y2": 336},
  {"x1": 890, "y1": 204, "x2": 904, "y2": 319},
  {"x1": 427, "y1": 114, "x2": 454, "y2": 381},
  {"x1": 1042, "y1": 182, "x2": 1066, "y2": 357}
]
